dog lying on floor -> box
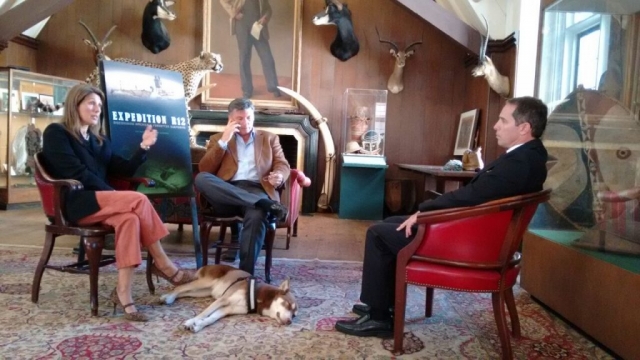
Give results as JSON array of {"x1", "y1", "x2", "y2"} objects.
[{"x1": 160, "y1": 264, "x2": 297, "y2": 333}]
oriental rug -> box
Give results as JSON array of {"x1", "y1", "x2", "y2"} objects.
[{"x1": 0, "y1": 246, "x2": 613, "y2": 359}]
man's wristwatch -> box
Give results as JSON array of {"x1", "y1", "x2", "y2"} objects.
[{"x1": 140, "y1": 142, "x2": 151, "y2": 150}]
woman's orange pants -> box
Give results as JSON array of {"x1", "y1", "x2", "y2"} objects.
[{"x1": 77, "y1": 191, "x2": 169, "y2": 269}]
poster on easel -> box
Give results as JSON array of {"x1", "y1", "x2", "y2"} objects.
[{"x1": 99, "y1": 60, "x2": 193, "y2": 197}]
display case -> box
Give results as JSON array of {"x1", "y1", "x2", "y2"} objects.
[
  {"x1": 0, "y1": 68, "x2": 80, "y2": 209},
  {"x1": 342, "y1": 88, "x2": 388, "y2": 156},
  {"x1": 521, "y1": 3, "x2": 640, "y2": 359}
]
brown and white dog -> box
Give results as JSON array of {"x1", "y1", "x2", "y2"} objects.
[{"x1": 160, "y1": 265, "x2": 297, "y2": 333}]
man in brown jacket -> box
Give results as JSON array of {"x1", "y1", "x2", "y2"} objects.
[{"x1": 195, "y1": 98, "x2": 290, "y2": 274}]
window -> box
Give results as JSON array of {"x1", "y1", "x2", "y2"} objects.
[{"x1": 538, "y1": 12, "x2": 611, "y2": 104}]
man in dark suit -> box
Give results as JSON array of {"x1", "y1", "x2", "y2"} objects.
[
  {"x1": 335, "y1": 96, "x2": 549, "y2": 338},
  {"x1": 195, "y1": 98, "x2": 290, "y2": 275},
  {"x1": 220, "y1": 0, "x2": 280, "y2": 99}
]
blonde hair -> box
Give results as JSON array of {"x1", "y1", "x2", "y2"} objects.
[{"x1": 61, "y1": 83, "x2": 105, "y2": 144}]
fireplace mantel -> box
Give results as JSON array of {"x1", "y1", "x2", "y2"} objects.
[{"x1": 190, "y1": 110, "x2": 318, "y2": 213}]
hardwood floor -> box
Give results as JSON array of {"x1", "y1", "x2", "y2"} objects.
[{"x1": 0, "y1": 204, "x2": 372, "y2": 262}]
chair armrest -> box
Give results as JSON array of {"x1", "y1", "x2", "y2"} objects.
[
  {"x1": 277, "y1": 169, "x2": 311, "y2": 226},
  {"x1": 49, "y1": 178, "x2": 84, "y2": 227}
]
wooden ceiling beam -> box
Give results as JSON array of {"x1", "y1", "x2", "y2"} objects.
[
  {"x1": 393, "y1": 0, "x2": 481, "y2": 55},
  {"x1": 0, "y1": 0, "x2": 75, "y2": 44}
]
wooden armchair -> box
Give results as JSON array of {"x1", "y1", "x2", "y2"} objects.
[
  {"x1": 32, "y1": 152, "x2": 156, "y2": 316},
  {"x1": 393, "y1": 189, "x2": 551, "y2": 359},
  {"x1": 198, "y1": 169, "x2": 310, "y2": 283}
]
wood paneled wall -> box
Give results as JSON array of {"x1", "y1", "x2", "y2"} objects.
[{"x1": 24, "y1": 0, "x2": 514, "y2": 208}]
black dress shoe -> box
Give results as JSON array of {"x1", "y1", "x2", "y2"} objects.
[
  {"x1": 269, "y1": 202, "x2": 289, "y2": 222},
  {"x1": 334, "y1": 314, "x2": 393, "y2": 338},
  {"x1": 352, "y1": 303, "x2": 370, "y2": 317}
]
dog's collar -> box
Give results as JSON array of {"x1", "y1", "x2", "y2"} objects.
[
  {"x1": 246, "y1": 277, "x2": 257, "y2": 314},
  {"x1": 221, "y1": 276, "x2": 259, "y2": 314}
]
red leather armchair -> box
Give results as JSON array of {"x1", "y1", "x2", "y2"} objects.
[
  {"x1": 393, "y1": 189, "x2": 551, "y2": 359},
  {"x1": 32, "y1": 153, "x2": 155, "y2": 316},
  {"x1": 198, "y1": 169, "x2": 310, "y2": 283}
]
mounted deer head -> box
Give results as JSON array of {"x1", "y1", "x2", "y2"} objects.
[
  {"x1": 79, "y1": 20, "x2": 117, "y2": 65},
  {"x1": 470, "y1": 16, "x2": 510, "y2": 97},
  {"x1": 141, "y1": 0, "x2": 176, "y2": 54},
  {"x1": 312, "y1": 0, "x2": 359, "y2": 62},
  {"x1": 376, "y1": 27, "x2": 422, "y2": 94}
]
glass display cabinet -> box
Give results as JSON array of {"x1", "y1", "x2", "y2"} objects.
[
  {"x1": 0, "y1": 68, "x2": 80, "y2": 209},
  {"x1": 342, "y1": 88, "x2": 388, "y2": 157},
  {"x1": 339, "y1": 89, "x2": 389, "y2": 220},
  {"x1": 522, "y1": 2, "x2": 640, "y2": 359}
]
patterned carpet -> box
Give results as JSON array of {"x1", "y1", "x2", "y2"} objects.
[{"x1": 0, "y1": 246, "x2": 613, "y2": 359}]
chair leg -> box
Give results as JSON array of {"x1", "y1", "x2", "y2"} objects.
[
  {"x1": 84, "y1": 235, "x2": 105, "y2": 317},
  {"x1": 32, "y1": 232, "x2": 57, "y2": 304},
  {"x1": 504, "y1": 287, "x2": 521, "y2": 338},
  {"x1": 200, "y1": 221, "x2": 213, "y2": 267},
  {"x1": 425, "y1": 287, "x2": 434, "y2": 318},
  {"x1": 293, "y1": 218, "x2": 298, "y2": 237},
  {"x1": 492, "y1": 292, "x2": 513, "y2": 360},
  {"x1": 393, "y1": 282, "x2": 408, "y2": 355},
  {"x1": 146, "y1": 253, "x2": 155, "y2": 295},
  {"x1": 264, "y1": 226, "x2": 276, "y2": 284},
  {"x1": 285, "y1": 226, "x2": 292, "y2": 250},
  {"x1": 214, "y1": 224, "x2": 227, "y2": 265}
]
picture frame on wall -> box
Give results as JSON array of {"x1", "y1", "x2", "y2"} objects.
[
  {"x1": 453, "y1": 109, "x2": 479, "y2": 156},
  {"x1": 202, "y1": 0, "x2": 302, "y2": 110}
]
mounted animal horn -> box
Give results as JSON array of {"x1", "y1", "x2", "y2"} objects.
[
  {"x1": 471, "y1": 15, "x2": 510, "y2": 97},
  {"x1": 377, "y1": 27, "x2": 422, "y2": 94},
  {"x1": 79, "y1": 20, "x2": 116, "y2": 65},
  {"x1": 312, "y1": 0, "x2": 359, "y2": 61}
]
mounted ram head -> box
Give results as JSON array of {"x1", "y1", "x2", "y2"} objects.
[
  {"x1": 376, "y1": 27, "x2": 422, "y2": 94},
  {"x1": 312, "y1": 0, "x2": 359, "y2": 62},
  {"x1": 141, "y1": 0, "x2": 176, "y2": 54},
  {"x1": 471, "y1": 16, "x2": 510, "y2": 97}
]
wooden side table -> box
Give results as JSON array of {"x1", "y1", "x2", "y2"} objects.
[{"x1": 396, "y1": 164, "x2": 476, "y2": 198}]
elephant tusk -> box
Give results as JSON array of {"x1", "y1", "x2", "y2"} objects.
[{"x1": 278, "y1": 86, "x2": 336, "y2": 211}]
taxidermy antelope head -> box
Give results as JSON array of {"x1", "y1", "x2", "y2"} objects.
[
  {"x1": 312, "y1": 0, "x2": 359, "y2": 62},
  {"x1": 471, "y1": 16, "x2": 510, "y2": 97},
  {"x1": 141, "y1": 0, "x2": 176, "y2": 54},
  {"x1": 376, "y1": 28, "x2": 422, "y2": 94},
  {"x1": 79, "y1": 20, "x2": 117, "y2": 65}
]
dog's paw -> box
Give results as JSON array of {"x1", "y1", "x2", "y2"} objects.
[
  {"x1": 160, "y1": 293, "x2": 177, "y2": 305},
  {"x1": 182, "y1": 318, "x2": 202, "y2": 332}
]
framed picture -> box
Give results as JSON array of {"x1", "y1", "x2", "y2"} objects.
[
  {"x1": 453, "y1": 109, "x2": 479, "y2": 156},
  {"x1": 21, "y1": 92, "x2": 39, "y2": 111},
  {"x1": 202, "y1": 0, "x2": 302, "y2": 109},
  {"x1": 38, "y1": 94, "x2": 54, "y2": 107}
]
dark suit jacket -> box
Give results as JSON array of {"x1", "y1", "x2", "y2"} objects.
[
  {"x1": 418, "y1": 138, "x2": 548, "y2": 212},
  {"x1": 199, "y1": 130, "x2": 290, "y2": 202},
  {"x1": 41, "y1": 123, "x2": 147, "y2": 223}
]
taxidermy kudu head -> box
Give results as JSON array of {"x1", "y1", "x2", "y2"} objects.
[
  {"x1": 79, "y1": 20, "x2": 117, "y2": 65},
  {"x1": 312, "y1": 0, "x2": 359, "y2": 62},
  {"x1": 471, "y1": 16, "x2": 510, "y2": 97},
  {"x1": 376, "y1": 27, "x2": 422, "y2": 94},
  {"x1": 141, "y1": 0, "x2": 176, "y2": 54}
]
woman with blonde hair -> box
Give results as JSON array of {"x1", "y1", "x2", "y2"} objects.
[{"x1": 41, "y1": 83, "x2": 194, "y2": 322}]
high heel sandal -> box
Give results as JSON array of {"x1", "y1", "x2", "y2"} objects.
[
  {"x1": 110, "y1": 288, "x2": 149, "y2": 322},
  {"x1": 150, "y1": 263, "x2": 196, "y2": 286}
]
